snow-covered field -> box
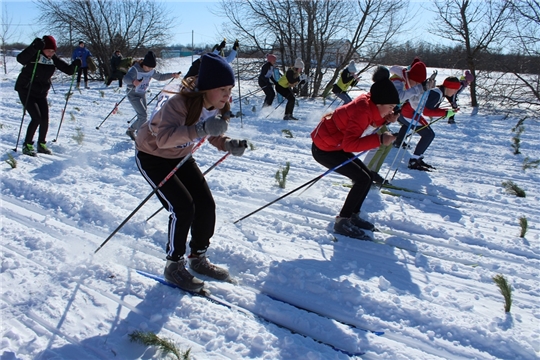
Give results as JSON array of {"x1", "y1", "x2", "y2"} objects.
[{"x1": 1, "y1": 55, "x2": 539, "y2": 360}]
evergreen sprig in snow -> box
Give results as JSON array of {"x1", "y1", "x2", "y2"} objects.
[{"x1": 129, "y1": 330, "x2": 190, "y2": 360}]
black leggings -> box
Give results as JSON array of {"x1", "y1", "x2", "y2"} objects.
[
  {"x1": 311, "y1": 143, "x2": 372, "y2": 218},
  {"x1": 261, "y1": 84, "x2": 275, "y2": 106},
  {"x1": 18, "y1": 91, "x2": 49, "y2": 144},
  {"x1": 77, "y1": 67, "x2": 88, "y2": 83},
  {"x1": 136, "y1": 151, "x2": 216, "y2": 261},
  {"x1": 275, "y1": 85, "x2": 296, "y2": 115}
]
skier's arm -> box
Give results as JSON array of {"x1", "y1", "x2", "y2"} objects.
[
  {"x1": 53, "y1": 55, "x2": 77, "y2": 76},
  {"x1": 16, "y1": 41, "x2": 40, "y2": 65}
]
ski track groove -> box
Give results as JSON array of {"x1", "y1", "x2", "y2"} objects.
[
  {"x1": 1, "y1": 244, "x2": 235, "y2": 360},
  {"x1": 1, "y1": 198, "x2": 500, "y2": 359}
]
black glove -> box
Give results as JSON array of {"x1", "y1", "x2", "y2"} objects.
[
  {"x1": 233, "y1": 40, "x2": 239, "y2": 51},
  {"x1": 195, "y1": 115, "x2": 229, "y2": 137},
  {"x1": 218, "y1": 40, "x2": 226, "y2": 51},
  {"x1": 72, "y1": 59, "x2": 82, "y2": 67},
  {"x1": 225, "y1": 139, "x2": 247, "y2": 156},
  {"x1": 32, "y1": 38, "x2": 45, "y2": 51},
  {"x1": 299, "y1": 79, "x2": 306, "y2": 85}
]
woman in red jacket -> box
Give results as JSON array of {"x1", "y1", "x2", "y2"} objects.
[{"x1": 311, "y1": 66, "x2": 399, "y2": 240}]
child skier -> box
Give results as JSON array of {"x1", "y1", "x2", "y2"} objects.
[
  {"x1": 134, "y1": 53, "x2": 248, "y2": 292},
  {"x1": 395, "y1": 76, "x2": 461, "y2": 170},
  {"x1": 258, "y1": 54, "x2": 278, "y2": 107},
  {"x1": 311, "y1": 66, "x2": 400, "y2": 240},
  {"x1": 446, "y1": 70, "x2": 474, "y2": 124},
  {"x1": 15, "y1": 36, "x2": 80, "y2": 156},
  {"x1": 275, "y1": 58, "x2": 307, "y2": 120},
  {"x1": 124, "y1": 51, "x2": 180, "y2": 140},
  {"x1": 331, "y1": 60, "x2": 359, "y2": 105}
]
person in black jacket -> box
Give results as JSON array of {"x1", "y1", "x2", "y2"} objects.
[
  {"x1": 331, "y1": 60, "x2": 359, "y2": 104},
  {"x1": 15, "y1": 35, "x2": 80, "y2": 156},
  {"x1": 275, "y1": 57, "x2": 306, "y2": 120},
  {"x1": 106, "y1": 50, "x2": 125, "y2": 87},
  {"x1": 258, "y1": 54, "x2": 277, "y2": 107}
]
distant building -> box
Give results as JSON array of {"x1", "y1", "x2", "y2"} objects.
[
  {"x1": 161, "y1": 48, "x2": 193, "y2": 58},
  {"x1": 272, "y1": 39, "x2": 363, "y2": 67}
]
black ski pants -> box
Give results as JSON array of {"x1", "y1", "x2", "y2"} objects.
[
  {"x1": 261, "y1": 84, "x2": 275, "y2": 107},
  {"x1": 312, "y1": 143, "x2": 372, "y2": 218},
  {"x1": 18, "y1": 91, "x2": 49, "y2": 145},
  {"x1": 275, "y1": 84, "x2": 296, "y2": 115},
  {"x1": 77, "y1": 66, "x2": 88, "y2": 84},
  {"x1": 136, "y1": 151, "x2": 216, "y2": 261}
]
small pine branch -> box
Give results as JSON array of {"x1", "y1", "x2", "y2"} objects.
[
  {"x1": 281, "y1": 129, "x2": 293, "y2": 138},
  {"x1": 492, "y1": 274, "x2": 512, "y2": 313},
  {"x1": 275, "y1": 161, "x2": 291, "y2": 189},
  {"x1": 128, "y1": 331, "x2": 190, "y2": 360},
  {"x1": 502, "y1": 180, "x2": 526, "y2": 198},
  {"x1": 519, "y1": 216, "x2": 528, "y2": 238},
  {"x1": 74, "y1": 107, "x2": 81, "y2": 111},
  {"x1": 100, "y1": 90, "x2": 105, "y2": 98},
  {"x1": 72, "y1": 127, "x2": 85, "y2": 145},
  {"x1": 522, "y1": 157, "x2": 540, "y2": 171},
  {"x1": 511, "y1": 125, "x2": 524, "y2": 155},
  {"x1": 5, "y1": 153, "x2": 17, "y2": 168}
]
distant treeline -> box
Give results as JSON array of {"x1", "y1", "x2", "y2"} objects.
[
  {"x1": 4, "y1": 40, "x2": 538, "y2": 74},
  {"x1": 376, "y1": 42, "x2": 540, "y2": 74}
]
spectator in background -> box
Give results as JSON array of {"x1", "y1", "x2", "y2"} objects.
[
  {"x1": 106, "y1": 50, "x2": 125, "y2": 87},
  {"x1": 71, "y1": 40, "x2": 92, "y2": 89}
]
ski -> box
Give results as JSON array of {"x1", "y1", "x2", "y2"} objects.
[
  {"x1": 379, "y1": 183, "x2": 426, "y2": 194},
  {"x1": 136, "y1": 270, "x2": 367, "y2": 357}
]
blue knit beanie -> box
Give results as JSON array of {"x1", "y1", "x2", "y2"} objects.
[{"x1": 197, "y1": 53, "x2": 235, "y2": 91}]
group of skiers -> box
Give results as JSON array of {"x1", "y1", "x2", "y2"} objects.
[{"x1": 13, "y1": 35, "x2": 474, "y2": 292}]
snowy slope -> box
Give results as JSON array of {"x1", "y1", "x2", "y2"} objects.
[{"x1": 1, "y1": 56, "x2": 539, "y2": 360}]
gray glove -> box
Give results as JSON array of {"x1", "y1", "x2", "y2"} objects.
[
  {"x1": 225, "y1": 139, "x2": 247, "y2": 156},
  {"x1": 196, "y1": 115, "x2": 229, "y2": 137}
]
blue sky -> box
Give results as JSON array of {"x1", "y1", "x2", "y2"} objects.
[
  {"x1": 1, "y1": 1, "x2": 225, "y2": 46},
  {"x1": 2, "y1": 0, "x2": 443, "y2": 48}
]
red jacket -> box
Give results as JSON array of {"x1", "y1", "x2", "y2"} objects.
[{"x1": 311, "y1": 93, "x2": 384, "y2": 153}]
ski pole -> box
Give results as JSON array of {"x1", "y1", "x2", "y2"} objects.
[
  {"x1": 52, "y1": 66, "x2": 78, "y2": 142},
  {"x1": 95, "y1": 88, "x2": 133, "y2": 130},
  {"x1": 383, "y1": 91, "x2": 429, "y2": 183},
  {"x1": 232, "y1": 88, "x2": 264, "y2": 103},
  {"x1": 13, "y1": 50, "x2": 41, "y2": 152},
  {"x1": 94, "y1": 137, "x2": 207, "y2": 254},
  {"x1": 146, "y1": 152, "x2": 231, "y2": 222},
  {"x1": 236, "y1": 54, "x2": 243, "y2": 127},
  {"x1": 264, "y1": 98, "x2": 285, "y2": 119},
  {"x1": 127, "y1": 74, "x2": 180, "y2": 124},
  {"x1": 233, "y1": 150, "x2": 367, "y2": 224}
]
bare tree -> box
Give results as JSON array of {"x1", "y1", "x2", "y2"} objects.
[
  {"x1": 1, "y1": 4, "x2": 16, "y2": 74},
  {"x1": 219, "y1": 0, "x2": 409, "y2": 97},
  {"x1": 35, "y1": 0, "x2": 173, "y2": 79},
  {"x1": 430, "y1": 0, "x2": 513, "y2": 108}
]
